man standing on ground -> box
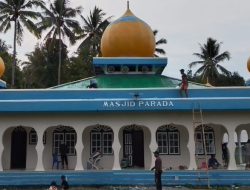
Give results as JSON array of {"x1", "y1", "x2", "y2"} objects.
[
  {"x1": 180, "y1": 69, "x2": 188, "y2": 97},
  {"x1": 60, "y1": 141, "x2": 68, "y2": 169},
  {"x1": 151, "y1": 150, "x2": 162, "y2": 190}
]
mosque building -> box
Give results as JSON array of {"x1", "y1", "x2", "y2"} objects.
[{"x1": 0, "y1": 3, "x2": 250, "y2": 175}]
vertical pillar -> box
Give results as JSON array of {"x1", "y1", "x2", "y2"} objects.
[
  {"x1": 236, "y1": 130, "x2": 243, "y2": 164},
  {"x1": 187, "y1": 127, "x2": 197, "y2": 170},
  {"x1": 149, "y1": 127, "x2": 158, "y2": 169},
  {"x1": 0, "y1": 127, "x2": 4, "y2": 171},
  {"x1": 227, "y1": 127, "x2": 237, "y2": 170},
  {"x1": 112, "y1": 127, "x2": 121, "y2": 170},
  {"x1": 75, "y1": 127, "x2": 84, "y2": 170},
  {"x1": 35, "y1": 128, "x2": 45, "y2": 171}
]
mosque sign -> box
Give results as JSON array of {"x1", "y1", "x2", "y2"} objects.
[{"x1": 103, "y1": 100, "x2": 174, "y2": 109}]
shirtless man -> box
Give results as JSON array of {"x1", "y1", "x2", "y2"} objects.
[{"x1": 180, "y1": 69, "x2": 188, "y2": 97}]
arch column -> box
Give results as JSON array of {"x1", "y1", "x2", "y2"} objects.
[
  {"x1": 75, "y1": 127, "x2": 84, "y2": 170},
  {"x1": 227, "y1": 126, "x2": 237, "y2": 170},
  {"x1": 149, "y1": 127, "x2": 158, "y2": 169},
  {"x1": 35, "y1": 127, "x2": 46, "y2": 171},
  {"x1": 187, "y1": 127, "x2": 197, "y2": 170},
  {"x1": 0, "y1": 127, "x2": 5, "y2": 171},
  {"x1": 246, "y1": 128, "x2": 250, "y2": 138},
  {"x1": 112, "y1": 127, "x2": 121, "y2": 170},
  {"x1": 236, "y1": 130, "x2": 243, "y2": 164}
]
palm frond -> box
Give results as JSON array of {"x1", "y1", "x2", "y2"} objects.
[
  {"x1": 19, "y1": 10, "x2": 42, "y2": 19},
  {"x1": 194, "y1": 65, "x2": 206, "y2": 77},
  {"x1": 44, "y1": 26, "x2": 56, "y2": 41},
  {"x1": 189, "y1": 61, "x2": 205, "y2": 68},
  {"x1": 16, "y1": 21, "x2": 24, "y2": 45},
  {"x1": 0, "y1": 17, "x2": 11, "y2": 32},
  {"x1": 20, "y1": 16, "x2": 40, "y2": 38},
  {"x1": 153, "y1": 30, "x2": 158, "y2": 36},
  {"x1": 78, "y1": 35, "x2": 91, "y2": 51},
  {"x1": 193, "y1": 52, "x2": 206, "y2": 60},
  {"x1": 156, "y1": 38, "x2": 167, "y2": 45},
  {"x1": 63, "y1": 25, "x2": 75, "y2": 44},
  {"x1": 214, "y1": 51, "x2": 230, "y2": 63},
  {"x1": 155, "y1": 48, "x2": 165, "y2": 55},
  {"x1": 216, "y1": 64, "x2": 231, "y2": 76},
  {"x1": 21, "y1": 0, "x2": 45, "y2": 9},
  {"x1": 64, "y1": 19, "x2": 81, "y2": 30}
]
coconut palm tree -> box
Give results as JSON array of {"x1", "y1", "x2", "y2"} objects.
[
  {"x1": 78, "y1": 6, "x2": 111, "y2": 57},
  {"x1": 0, "y1": 0, "x2": 44, "y2": 87},
  {"x1": 37, "y1": 0, "x2": 82, "y2": 84},
  {"x1": 153, "y1": 30, "x2": 167, "y2": 57},
  {"x1": 189, "y1": 37, "x2": 231, "y2": 84}
]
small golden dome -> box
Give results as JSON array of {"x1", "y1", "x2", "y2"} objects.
[
  {"x1": 247, "y1": 57, "x2": 250, "y2": 72},
  {"x1": 101, "y1": 5, "x2": 155, "y2": 57},
  {"x1": 0, "y1": 57, "x2": 5, "y2": 78}
]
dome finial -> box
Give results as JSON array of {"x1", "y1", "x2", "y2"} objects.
[{"x1": 127, "y1": 1, "x2": 129, "y2": 9}]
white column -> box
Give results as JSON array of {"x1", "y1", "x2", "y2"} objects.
[
  {"x1": 149, "y1": 127, "x2": 158, "y2": 169},
  {"x1": 0, "y1": 127, "x2": 4, "y2": 171},
  {"x1": 35, "y1": 128, "x2": 45, "y2": 171},
  {"x1": 75, "y1": 127, "x2": 84, "y2": 170},
  {"x1": 187, "y1": 127, "x2": 197, "y2": 170},
  {"x1": 236, "y1": 130, "x2": 243, "y2": 164},
  {"x1": 227, "y1": 127, "x2": 237, "y2": 170},
  {"x1": 112, "y1": 127, "x2": 121, "y2": 170}
]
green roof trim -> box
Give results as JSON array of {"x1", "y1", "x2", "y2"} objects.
[{"x1": 51, "y1": 75, "x2": 207, "y2": 89}]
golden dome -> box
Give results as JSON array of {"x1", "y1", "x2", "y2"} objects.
[
  {"x1": 101, "y1": 5, "x2": 155, "y2": 57},
  {"x1": 247, "y1": 57, "x2": 250, "y2": 72},
  {"x1": 0, "y1": 57, "x2": 5, "y2": 78}
]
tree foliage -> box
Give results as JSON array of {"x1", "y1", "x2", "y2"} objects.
[
  {"x1": 37, "y1": 0, "x2": 82, "y2": 84},
  {"x1": 215, "y1": 72, "x2": 245, "y2": 86},
  {"x1": 78, "y1": 6, "x2": 110, "y2": 58},
  {"x1": 153, "y1": 30, "x2": 167, "y2": 57},
  {"x1": 22, "y1": 39, "x2": 68, "y2": 88},
  {"x1": 189, "y1": 37, "x2": 231, "y2": 85},
  {"x1": 188, "y1": 70, "x2": 245, "y2": 86},
  {"x1": 0, "y1": 0, "x2": 44, "y2": 87},
  {"x1": 0, "y1": 39, "x2": 23, "y2": 88}
]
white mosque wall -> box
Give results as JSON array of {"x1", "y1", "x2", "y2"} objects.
[
  {"x1": 1, "y1": 111, "x2": 250, "y2": 170},
  {"x1": 2, "y1": 128, "x2": 11, "y2": 170},
  {"x1": 26, "y1": 143, "x2": 37, "y2": 170},
  {"x1": 143, "y1": 127, "x2": 152, "y2": 169}
]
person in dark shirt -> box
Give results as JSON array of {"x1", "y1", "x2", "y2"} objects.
[
  {"x1": 222, "y1": 143, "x2": 229, "y2": 167},
  {"x1": 61, "y1": 175, "x2": 69, "y2": 190},
  {"x1": 208, "y1": 154, "x2": 220, "y2": 169},
  {"x1": 59, "y1": 142, "x2": 68, "y2": 169},
  {"x1": 179, "y1": 69, "x2": 188, "y2": 97},
  {"x1": 151, "y1": 151, "x2": 162, "y2": 190}
]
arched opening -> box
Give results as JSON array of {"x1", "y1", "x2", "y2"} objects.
[
  {"x1": 83, "y1": 124, "x2": 114, "y2": 170},
  {"x1": 123, "y1": 125, "x2": 144, "y2": 168},
  {"x1": 11, "y1": 126, "x2": 27, "y2": 169},
  {"x1": 195, "y1": 125, "x2": 215, "y2": 169},
  {"x1": 52, "y1": 125, "x2": 76, "y2": 170},
  {"x1": 156, "y1": 124, "x2": 188, "y2": 170}
]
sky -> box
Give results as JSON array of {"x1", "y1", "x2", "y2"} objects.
[{"x1": 1, "y1": 0, "x2": 250, "y2": 80}]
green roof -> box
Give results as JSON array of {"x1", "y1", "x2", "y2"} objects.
[{"x1": 52, "y1": 75, "x2": 207, "y2": 89}]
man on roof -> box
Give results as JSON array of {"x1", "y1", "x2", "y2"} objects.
[{"x1": 179, "y1": 69, "x2": 188, "y2": 97}]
